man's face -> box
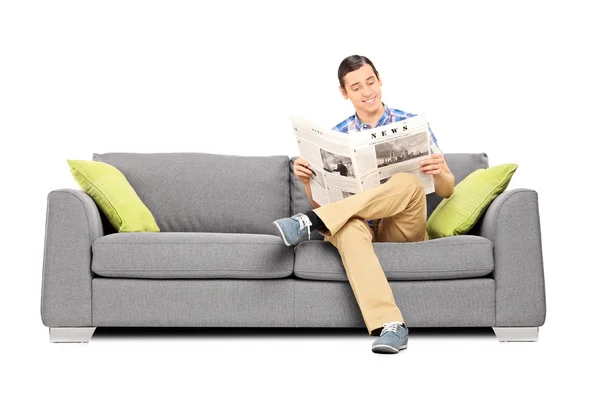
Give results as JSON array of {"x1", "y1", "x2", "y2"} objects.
[{"x1": 340, "y1": 64, "x2": 383, "y2": 115}]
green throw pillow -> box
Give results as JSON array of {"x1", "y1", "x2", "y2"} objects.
[
  {"x1": 67, "y1": 160, "x2": 160, "y2": 233},
  {"x1": 426, "y1": 163, "x2": 518, "y2": 239}
]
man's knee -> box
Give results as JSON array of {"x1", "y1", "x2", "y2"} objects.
[
  {"x1": 389, "y1": 172, "x2": 421, "y2": 187},
  {"x1": 334, "y1": 218, "x2": 372, "y2": 243}
]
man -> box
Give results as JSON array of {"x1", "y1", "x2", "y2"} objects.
[{"x1": 273, "y1": 55, "x2": 455, "y2": 354}]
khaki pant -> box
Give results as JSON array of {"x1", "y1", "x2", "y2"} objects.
[{"x1": 313, "y1": 172, "x2": 429, "y2": 336}]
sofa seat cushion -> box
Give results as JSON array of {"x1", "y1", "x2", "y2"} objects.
[
  {"x1": 293, "y1": 235, "x2": 493, "y2": 281},
  {"x1": 92, "y1": 232, "x2": 294, "y2": 279}
]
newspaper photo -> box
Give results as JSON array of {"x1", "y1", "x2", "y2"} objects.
[{"x1": 290, "y1": 113, "x2": 435, "y2": 206}]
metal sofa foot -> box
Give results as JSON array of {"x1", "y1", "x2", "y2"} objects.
[
  {"x1": 49, "y1": 327, "x2": 96, "y2": 343},
  {"x1": 492, "y1": 327, "x2": 539, "y2": 342}
]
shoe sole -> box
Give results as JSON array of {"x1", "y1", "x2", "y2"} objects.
[
  {"x1": 372, "y1": 344, "x2": 407, "y2": 354},
  {"x1": 272, "y1": 221, "x2": 293, "y2": 246}
]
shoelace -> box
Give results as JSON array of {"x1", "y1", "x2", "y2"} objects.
[
  {"x1": 381, "y1": 322, "x2": 404, "y2": 335},
  {"x1": 292, "y1": 214, "x2": 313, "y2": 241}
]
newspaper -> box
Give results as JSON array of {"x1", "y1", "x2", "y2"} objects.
[{"x1": 290, "y1": 113, "x2": 435, "y2": 206}]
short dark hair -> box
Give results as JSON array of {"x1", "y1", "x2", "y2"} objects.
[{"x1": 338, "y1": 55, "x2": 379, "y2": 90}]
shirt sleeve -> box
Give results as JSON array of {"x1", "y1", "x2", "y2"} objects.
[{"x1": 428, "y1": 123, "x2": 443, "y2": 155}]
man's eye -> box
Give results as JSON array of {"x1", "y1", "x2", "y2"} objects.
[
  {"x1": 368, "y1": 81, "x2": 374, "y2": 85},
  {"x1": 353, "y1": 87, "x2": 359, "y2": 91}
]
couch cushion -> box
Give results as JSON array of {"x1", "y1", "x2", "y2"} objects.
[
  {"x1": 93, "y1": 152, "x2": 290, "y2": 234},
  {"x1": 67, "y1": 160, "x2": 160, "y2": 232},
  {"x1": 425, "y1": 153, "x2": 489, "y2": 218},
  {"x1": 427, "y1": 163, "x2": 518, "y2": 238},
  {"x1": 293, "y1": 235, "x2": 494, "y2": 281},
  {"x1": 92, "y1": 232, "x2": 294, "y2": 279}
]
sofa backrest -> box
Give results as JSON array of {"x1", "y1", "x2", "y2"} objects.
[
  {"x1": 290, "y1": 152, "x2": 489, "y2": 228},
  {"x1": 93, "y1": 152, "x2": 290, "y2": 234}
]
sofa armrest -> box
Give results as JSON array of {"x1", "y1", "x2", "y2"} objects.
[
  {"x1": 475, "y1": 188, "x2": 546, "y2": 327},
  {"x1": 41, "y1": 189, "x2": 105, "y2": 327}
]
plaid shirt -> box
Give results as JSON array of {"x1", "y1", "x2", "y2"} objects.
[
  {"x1": 332, "y1": 103, "x2": 442, "y2": 154},
  {"x1": 332, "y1": 103, "x2": 443, "y2": 228}
]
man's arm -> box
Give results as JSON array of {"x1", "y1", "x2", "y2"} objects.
[
  {"x1": 433, "y1": 162, "x2": 455, "y2": 198},
  {"x1": 422, "y1": 125, "x2": 454, "y2": 198},
  {"x1": 421, "y1": 152, "x2": 455, "y2": 198}
]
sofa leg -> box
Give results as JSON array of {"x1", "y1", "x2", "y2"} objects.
[
  {"x1": 492, "y1": 327, "x2": 539, "y2": 342},
  {"x1": 49, "y1": 327, "x2": 96, "y2": 343}
]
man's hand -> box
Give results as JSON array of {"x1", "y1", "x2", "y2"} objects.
[
  {"x1": 420, "y1": 153, "x2": 447, "y2": 175},
  {"x1": 294, "y1": 157, "x2": 313, "y2": 185}
]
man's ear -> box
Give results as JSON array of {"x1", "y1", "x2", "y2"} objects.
[
  {"x1": 378, "y1": 74, "x2": 383, "y2": 87},
  {"x1": 339, "y1": 86, "x2": 348, "y2": 100}
]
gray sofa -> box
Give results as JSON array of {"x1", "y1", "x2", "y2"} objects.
[{"x1": 40, "y1": 152, "x2": 546, "y2": 343}]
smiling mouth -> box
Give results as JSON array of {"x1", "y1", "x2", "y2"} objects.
[{"x1": 362, "y1": 96, "x2": 377, "y2": 104}]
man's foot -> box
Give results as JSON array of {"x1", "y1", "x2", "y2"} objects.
[
  {"x1": 371, "y1": 321, "x2": 409, "y2": 354},
  {"x1": 272, "y1": 213, "x2": 313, "y2": 246}
]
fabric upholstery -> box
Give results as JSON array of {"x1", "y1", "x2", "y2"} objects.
[
  {"x1": 478, "y1": 189, "x2": 546, "y2": 327},
  {"x1": 92, "y1": 232, "x2": 294, "y2": 279},
  {"x1": 39, "y1": 152, "x2": 546, "y2": 333},
  {"x1": 92, "y1": 277, "x2": 495, "y2": 328},
  {"x1": 295, "y1": 278, "x2": 495, "y2": 328},
  {"x1": 67, "y1": 159, "x2": 160, "y2": 232},
  {"x1": 294, "y1": 236, "x2": 494, "y2": 281},
  {"x1": 93, "y1": 278, "x2": 295, "y2": 327},
  {"x1": 426, "y1": 163, "x2": 518, "y2": 238},
  {"x1": 41, "y1": 189, "x2": 103, "y2": 327},
  {"x1": 93, "y1": 152, "x2": 290, "y2": 234}
]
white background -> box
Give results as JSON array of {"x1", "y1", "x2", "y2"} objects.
[{"x1": 1, "y1": 0, "x2": 598, "y2": 398}]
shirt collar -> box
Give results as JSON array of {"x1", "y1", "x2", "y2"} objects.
[{"x1": 353, "y1": 103, "x2": 391, "y2": 131}]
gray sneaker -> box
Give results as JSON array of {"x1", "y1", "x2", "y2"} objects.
[
  {"x1": 272, "y1": 213, "x2": 313, "y2": 246},
  {"x1": 371, "y1": 321, "x2": 409, "y2": 354}
]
